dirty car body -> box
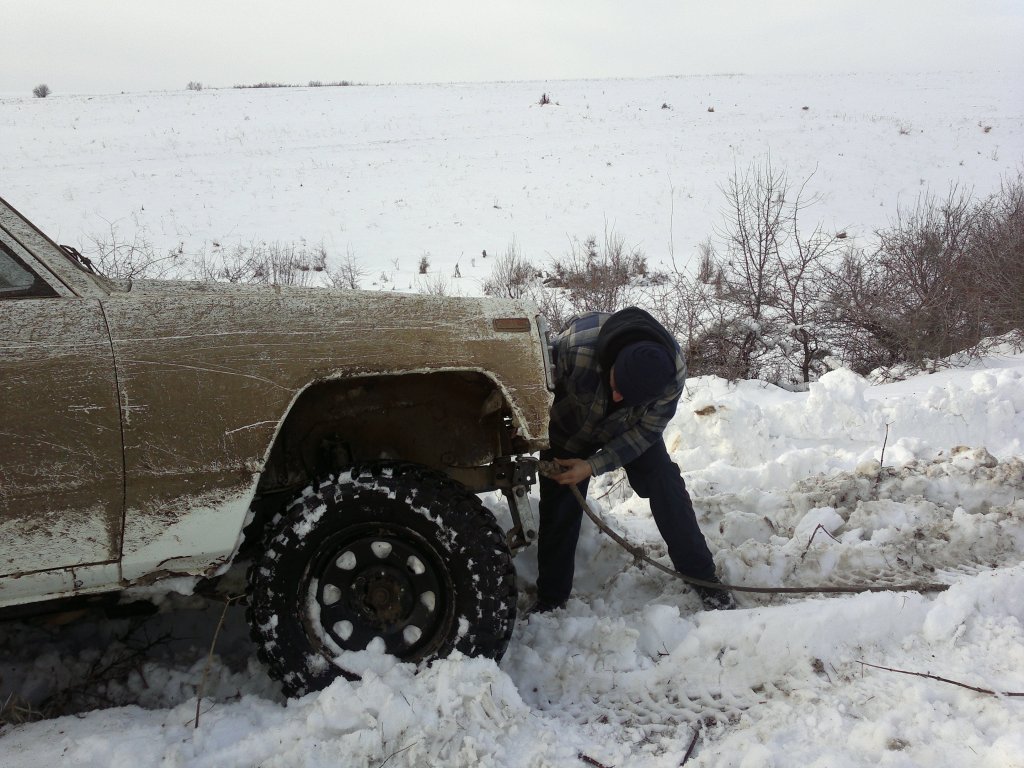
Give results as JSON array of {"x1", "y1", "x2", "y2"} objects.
[{"x1": 0, "y1": 195, "x2": 551, "y2": 691}]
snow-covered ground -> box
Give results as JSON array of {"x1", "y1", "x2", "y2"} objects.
[
  {"x1": 2, "y1": 72, "x2": 1023, "y2": 766},
  {"x1": 2, "y1": 343, "x2": 1022, "y2": 767}
]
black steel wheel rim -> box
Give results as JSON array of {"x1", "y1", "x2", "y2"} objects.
[{"x1": 307, "y1": 524, "x2": 452, "y2": 660}]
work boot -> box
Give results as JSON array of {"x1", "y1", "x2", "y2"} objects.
[{"x1": 693, "y1": 577, "x2": 737, "y2": 611}]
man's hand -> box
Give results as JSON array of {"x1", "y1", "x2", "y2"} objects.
[{"x1": 551, "y1": 458, "x2": 593, "y2": 486}]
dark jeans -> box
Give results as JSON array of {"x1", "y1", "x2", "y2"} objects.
[{"x1": 536, "y1": 439, "x2": 716, "y2": 606}]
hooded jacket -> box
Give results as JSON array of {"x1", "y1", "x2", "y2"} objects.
[{"x1": 548, "y1": 307, "x2": 687, "y2": 475}]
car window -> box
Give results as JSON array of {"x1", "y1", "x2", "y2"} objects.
[{"x1": 0, "y1": 241, "x2": 58, "y2": 298}]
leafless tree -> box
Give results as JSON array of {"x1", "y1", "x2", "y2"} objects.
[
  {"x1": 698, "y1": 160, "x2": 788, "y2": 379},
  {"x1": 773, "y1": 175, "x2": 844, "y2": 382},
  {"x1": 693, "y1": 158, "x2": 840, "y2": 383}
]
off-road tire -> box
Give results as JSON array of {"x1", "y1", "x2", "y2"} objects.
[{"x1": 247, "y1": 461, "x2": 517, "y2": 696}]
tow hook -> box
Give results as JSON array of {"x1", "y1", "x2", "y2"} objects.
[{"x1": 492, "y1": 457, "x2": 539, "y2": 553}]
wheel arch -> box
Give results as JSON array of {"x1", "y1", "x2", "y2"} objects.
[{"x1": 255, "y1": 368, "x2": 524, "y2": 499}]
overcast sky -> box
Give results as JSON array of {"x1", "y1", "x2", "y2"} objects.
[{"x1": 3, "y1": 0, "x2": 1023, "y2": 94}]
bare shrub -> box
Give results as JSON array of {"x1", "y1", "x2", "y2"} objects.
[
  {"x1": 417, "y1": 273, "x2": 452, "y2": 296},
  {"x1": 195, "y1": 241, "x2": 328, "y2": 287},
  {"x1": 539, "y1": 93, "x2": 551, "y2": 106},
  {"x1": 483, "y1": 240, "x2": 537, "y2": 299},
  {"x1": 823, "y1": 176, "x2": 1024, "y2": 377},
  {"x1": 479, "y1": 238, "x2": 567, "y2": 329},
  {"x1": 85, "y1": 222, "x2": 184, "y2": 281},
  {"x1": 82, "y1": 226, "x2": 374, "y2": 294},
  {"x1": 820, "y1": 249, "x2": 900, "y2": 375},
  {"x1": 540, "y1": 166, "x2": 1022, "y2": 384},
  {"x1": 327, "y1": 247, "x2": 366, "y2": 290},
  {"x1": 877, "y1": 187, "x2": 979, "y2": 361},
  {"x1": 546, "y1": 231, "x2": 650, "y2": 318},
  {"x1": 32, "y1": 84, "x2": 51, "y2": 98},
  {"x1": 418, "y1": 254, "x2": 430, "y2": 274},
  {"x1": 1, "y1": 691, "x2": 43, "y2": 725},
  {"x1": 971, "y1": 171, "x2": 1024, "y2": 336},
  {"x1": 186, "y1": 81, "x2": 203, "y2": 92},
  {"x1": 825, "y1": 186, "x2": 981, "y2": 374}
]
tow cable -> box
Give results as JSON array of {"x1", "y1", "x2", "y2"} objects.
[{"x1": 537, "y1": 461, "x2": 951, "y2": 595}]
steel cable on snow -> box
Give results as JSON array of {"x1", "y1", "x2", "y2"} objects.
[{"x1": 537, "y1": 461, "x2": 952, "y2": 595}]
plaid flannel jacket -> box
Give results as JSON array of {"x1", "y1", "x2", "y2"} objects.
[{"x1": 548, "y1": 312, "x2": 687, "y2": 476}]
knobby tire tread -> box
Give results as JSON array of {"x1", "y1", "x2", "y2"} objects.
[{"x1": 246, "y1": 461, "x2": 517, "y2": 697}]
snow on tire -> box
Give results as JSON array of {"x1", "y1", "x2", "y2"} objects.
[{"x1": 246, "y1": 461, "x2": 517, "y2": 697}]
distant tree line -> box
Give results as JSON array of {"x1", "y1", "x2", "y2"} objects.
[
  {"x1": 183, "y1": 81, "x2": 360, "y2": 91},
  {"x1": 231, "y1": 80, "x2": 358, "y2": 89}
]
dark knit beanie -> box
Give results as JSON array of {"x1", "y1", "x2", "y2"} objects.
[{"x1": 613, "y1": 342, "x2": 675, "y2": 405}]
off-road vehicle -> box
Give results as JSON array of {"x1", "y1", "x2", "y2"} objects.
[{"x1": 0, "y1": 195, "x2": 552, "y2": 695}]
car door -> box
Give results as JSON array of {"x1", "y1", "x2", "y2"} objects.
[{"x1": 0, "y1": 237, "x2": 124, "y2": 580}]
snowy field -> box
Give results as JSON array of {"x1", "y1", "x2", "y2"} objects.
[
  {"x1": 2, "y1": 71, "x2": 1024, "y2": 767},
  {"x1": 2, "y1": 70, "x2": 1022, "y2": 288}
]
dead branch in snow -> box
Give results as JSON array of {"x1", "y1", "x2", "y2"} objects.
[
  {"x1": 681, "y1": 725, "x2": 701, "y2": 765},
  {"x1": 596, "y1": 474, "x2": 628, "y2": 501},
  {"x1": 578, "y1": 752, "x2": 613, "y2": 768},
  {"x1": 377, "y1": 741, "x2": 418, "y2": 767},
  {"x1": 879, "y1": 422, "x2": 892, "y2": 472},
  {"x1": 857, "y1": 660, "x2": 1024, "y2": 698},
  {"x1": 194, "y1": 594, "x2": 242, "y2": 729},
  {"x1": 802, "y1": 523, "x2": 841, "y2": 554}
]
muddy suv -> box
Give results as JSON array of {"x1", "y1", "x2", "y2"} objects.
[{"x1": 0, "y1": 195, "x2": 552, "y2": 695}]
